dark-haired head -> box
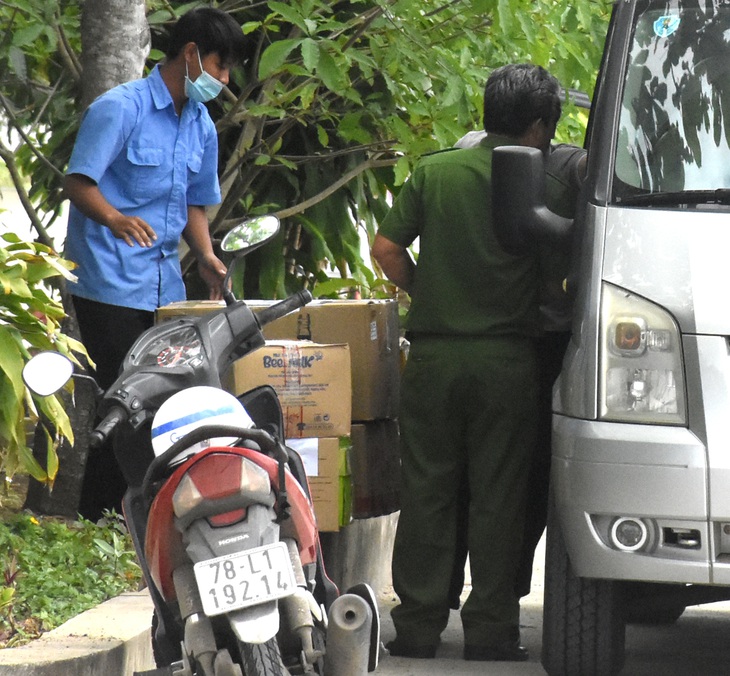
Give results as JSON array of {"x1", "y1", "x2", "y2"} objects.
[
  {"x1": 167, "y1": 7, "x2": 246, "y2": 67},
  {"x1": 483, "y1": 64, "x2": 562, "y2": 139}
]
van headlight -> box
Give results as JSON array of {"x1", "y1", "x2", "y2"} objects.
[{"x1": 599, "y1": 282, "x2": 686, "y2": 425}]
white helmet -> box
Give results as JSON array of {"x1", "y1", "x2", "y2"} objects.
[{"x1": 151, "y1": 386, "x2": 254, "y2": 466}]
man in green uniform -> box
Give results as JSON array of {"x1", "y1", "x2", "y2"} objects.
[
  {"x1": 452, "y1": 132, "x2": 587, "y2": 599},
  {"x1": 371, "y1": 63, "x2": 563, "y2": 662}
]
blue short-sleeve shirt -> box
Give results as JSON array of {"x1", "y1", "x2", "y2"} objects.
[{"x1": 65, "y1": 65, "x2": 221, "y2": 311}]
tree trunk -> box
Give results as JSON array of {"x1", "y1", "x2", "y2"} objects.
[
  {"x1": 25, "y1": 0, "x2": 149, "y2": 518},
  {"x1": 79, "y1": 0, "x2": 150, "y2": 109}
]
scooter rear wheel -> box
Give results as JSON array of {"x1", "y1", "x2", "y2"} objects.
[{"x1": 238, "y1": 638, "x2": 289, "y2": 676}]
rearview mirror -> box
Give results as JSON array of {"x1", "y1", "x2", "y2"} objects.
[
  {"x1": 492, "y1": 146, "x2": 573, "y2": 255},
  {"x1": 23, "y1": 351, "x2": 74, "y2": 397},
  {"x1": 221, "y1": 215, "x2": 280, "y2": 254},
  {"x1": 220, "y1": 215, "x2": 281, "y2": 305}
]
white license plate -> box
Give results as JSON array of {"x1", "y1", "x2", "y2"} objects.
[{"x1": 194, "y1": 542, "x2": 296, "y2": 617}]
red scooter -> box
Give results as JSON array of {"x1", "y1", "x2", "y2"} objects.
[{"x1": 23, "y1": 216, "x2": 379, "y2": 676}]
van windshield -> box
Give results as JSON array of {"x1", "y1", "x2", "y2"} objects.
[{"x1": 614, "y1": 1, "x2": 730, "y2": 204}]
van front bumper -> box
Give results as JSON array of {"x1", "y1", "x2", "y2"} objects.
[{"x1": 552, "y1": 415, "x2": 716, "y2": 584}]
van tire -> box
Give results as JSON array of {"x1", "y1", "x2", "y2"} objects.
[{"x1": 542, "y1": 497, "x2": 625, "y2": 676}]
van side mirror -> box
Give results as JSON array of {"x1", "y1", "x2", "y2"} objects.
[{"x1": 492, "y1": 146, "x2": 574, "y2": 255}]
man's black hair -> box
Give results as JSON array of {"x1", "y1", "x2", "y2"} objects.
[
  {"x1": 482, "y1": 63, "x2": 562, "y2": 138},
  {"x1": 166, "y1": 7, "x2": 246, "y2": 66}
]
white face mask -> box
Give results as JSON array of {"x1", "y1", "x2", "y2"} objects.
[{"x1": 185, "y1": 49, "x2": 224, "y2": 103}]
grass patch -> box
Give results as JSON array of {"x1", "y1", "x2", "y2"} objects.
[{"x1": 0, "y1": 509, "x2": 142, "y2": 648}]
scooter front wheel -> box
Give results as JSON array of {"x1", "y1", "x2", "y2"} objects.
[{"x1": 238, "y1": 638, "x2": 289, "y2": 676}]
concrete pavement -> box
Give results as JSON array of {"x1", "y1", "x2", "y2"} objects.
[
  {"x1": 375, "y1": 541, "x2": 546, "y2": 676},
  {"x1": 375, "y1": 535, "x2": 730, "y2": 676},
  {"x1": 376, "y1": 590, "x2": 546, "y2": 675}
]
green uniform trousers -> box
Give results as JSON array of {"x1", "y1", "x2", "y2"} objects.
[{"x1": 391, "y1": 335, "x2": 538, "y2": 649}]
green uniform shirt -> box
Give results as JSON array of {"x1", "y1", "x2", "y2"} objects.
[{"x1": 378, "y1": 134, "x2": 541, "y2": 338}]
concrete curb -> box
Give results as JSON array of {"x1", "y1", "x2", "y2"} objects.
[{"x1": 0, "y1": 591, "x2": 155, "y2": 676}]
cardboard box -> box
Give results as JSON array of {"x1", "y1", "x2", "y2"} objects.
[
  {"x1": 259, "y1": 300, "x2": 400, "y2": 421},
  {"x1": 350, "y1": 420, "x2": 401, "y2": 519},
  {"x1": 225, "y1": 341, "x2": 352, "y2": 439},
  {"x1": 157, "y1": 299, "x2": 401, "y2": 421},
  {"x1": 287, "y1": 437, "x2": 352, "y2": 532}
]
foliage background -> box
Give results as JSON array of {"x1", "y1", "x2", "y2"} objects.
[
  {"x1": 1, "y1": 0, "x2": 612, "y2": 297},
  {"x1": 0, "y1": 234, "x2": 85, "y2": 484}
]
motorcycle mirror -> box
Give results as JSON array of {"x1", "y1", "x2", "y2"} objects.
[
  {"x1": 220, "y1": 215, "x2": 280, "y2": 304},
  {"x1": 221, "y1": 214, "x2": 280, "y2": 255},
  {"x1": 22, "y1": 351, "x2": 74, "y2": 397}
]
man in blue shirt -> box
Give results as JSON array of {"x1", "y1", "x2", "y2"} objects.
[{"x1": 64, "y1": 7, "x2": 245, "y2": 519}]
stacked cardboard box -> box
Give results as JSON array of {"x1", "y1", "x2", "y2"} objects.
[
  {"x1": 286, "y1": 436, "x2": 352, "y2": 533},
  {"x1": 156, "y1": 299, "x2": 402, "y2": 527},
  {"x1": 258, "y1": 300, "x2": 401, "y2": 520},
  {"x1": 349, "y1": 420, "x2": 400, "y2": 518}
]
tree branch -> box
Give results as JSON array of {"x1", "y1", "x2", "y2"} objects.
[
  {"x1": 56, "y1": 22, "x2": 82, "y2": 81},
  {"x1": 0, "y1": 91, "x2": 65, "y2": 180},
  {"x1": 0, "y1": 138, "x2": 54, "y2": 248},
  {"x1": 274, "y1": 156, "x2": 397, "y2": 219}
]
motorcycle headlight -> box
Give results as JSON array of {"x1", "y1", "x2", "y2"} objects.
[{"x1": 599, "y1": 282, "x2": 686, "y2": 425}]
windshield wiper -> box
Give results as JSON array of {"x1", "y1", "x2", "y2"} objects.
[{"x1": 617, "y1": 189, "x2": 730, "y2": 207}]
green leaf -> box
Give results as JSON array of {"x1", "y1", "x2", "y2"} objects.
[
  {"x1": 316, "y1": 46, "x2": 346, "y2": 93},
  {"x1": 8, "y1": 45, "x2": 27, "y2": 79},
  {"x1": 0, "y1": 587, "x2": 15, "y2": 610},
  {"x1": 16, "y1": 441, "x2": 48, "y2": 483},
  {"x1": 301, "y1": 38, "x2": 320, "y2": 73},
  {"x1": 393, "y1": 156, "x2": 411, "y2": 187},
  {"x1": 11, "y1": 23, "x2": 45, "y2": 48},
  {"x1": 268, "y1": 2, "x2": 308, "y2": 32},
  {"x1": 312, "y1": 277, "x2": 362, "y2": 298},
  {"x1": 258, "y1": 38, "x2": 304, "y2": 79},
  {"x1": 316, "y1": 124, "x2": 329, "y2": 147},
  {"x1": 93, "y1": 539, "x2": 116, "y2": 557},
  {"x1": 441, "y1": 76, "x2": 465, "y2": 108},
  {"x1": 336, "y1": 112, "x2": 373, "y2": 145},
  {"x1": 0, "y1": 328, "x2": 25, "y2": 406},
  {"x1": 297, "y1": 81, "x2": 319, "y2": 109},
  {"x1": 242, "y1": 21, "x2": 262, "y2": 35}
]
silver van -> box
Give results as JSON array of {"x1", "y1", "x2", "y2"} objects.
[{"x1": 495, "y1": 1, "x2": 730, "y2": 674}]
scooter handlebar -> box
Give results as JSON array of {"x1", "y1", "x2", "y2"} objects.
[
  {"x1": 255, "y1": 290, "x2": 313, "y2": 327},
  {"x1": 89, "y1": 405, "x2": 127, "y2": 448}
]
